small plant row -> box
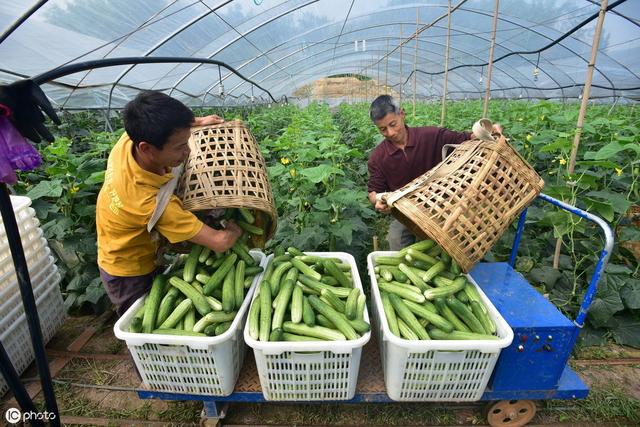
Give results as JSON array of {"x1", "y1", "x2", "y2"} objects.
[
  {"x1": 374, "y1": 240, "x2": 498, "y2": 341},
  {"x1": 248, "y1": 246, "x2": 369, "y2": 342}
]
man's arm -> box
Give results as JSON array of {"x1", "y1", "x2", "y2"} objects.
[
  {"x1": 188, "y1": 220, "x2": 242, "y2": 253},
  {"x1": 193, "y1": 115, "x2": 224, "y2": 126}
]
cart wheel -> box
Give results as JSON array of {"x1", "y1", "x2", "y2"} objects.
[{"x1": 485, "y1": 400, "x2": 537, "y2": 427}]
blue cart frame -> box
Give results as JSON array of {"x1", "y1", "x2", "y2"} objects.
[{"x1": 137, "y1": 193, "x2": 614, "y2": 425}]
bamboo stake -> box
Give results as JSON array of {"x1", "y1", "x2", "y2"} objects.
[
  {"x1": 440, "y1": 0, "x2": 452, "y2": 126},
  {"x1": 483, "y1": 0, "x2": 500, "y2": 117},
  {"x1": 553, "y1": 0, "x2": 609, "y2": 269},
  {"x1": 413, "y1": 8, "x2": 419, "y2": 118}
]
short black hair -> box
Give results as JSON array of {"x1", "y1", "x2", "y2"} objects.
[
  {"x1": 123, "y1": 91, "x2": 194, "y2": 149},
  {"x1": 369, "y1": 95, "x2": 401, "y2": 122}
]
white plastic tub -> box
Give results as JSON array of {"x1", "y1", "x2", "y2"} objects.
[
  {"x1": 368, "y1": 251, "x2": 513, "y2": 401},
  {"x1": 244, "y1": 252, "x2": 371, "y2": 401},
  {"x1": 0, "y1": 277, "x2": 66, "y2": 396},
  {"x1": 114, "y1": 250, "x2": 266, "y2": 396},
  {"x1": 0, "y1": 255, "x2": 57, "y2": 322}
]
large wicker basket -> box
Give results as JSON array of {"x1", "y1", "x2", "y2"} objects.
[
  {"x1": 177, "y1": 120, "x2": 277, "y2": 242},
  {"x1": 383, "y1": 119, "x2": 544, "y2": 272}
]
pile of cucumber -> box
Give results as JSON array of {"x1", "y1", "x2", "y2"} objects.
[
  {"x1": 128, "y1": 240, "x2": 263, "y2": 337},
  {"x1": 374, "y1": 240, "x2": 498, "y2": 341},
  {"x1": 248, "y1": 247, "x2": 369, "y2": 342}
]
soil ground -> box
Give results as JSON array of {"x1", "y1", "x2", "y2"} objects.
[{"x1": 2, "y1": 312, "x2": 639, "y2": 426}]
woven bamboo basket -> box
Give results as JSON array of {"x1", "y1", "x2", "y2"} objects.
[
  {"x1": 382, "y1": 119, "x2": 544, "y2": 273},
  {"x1": 176, "y1": 120, "x2": 277, "y2": 245}
]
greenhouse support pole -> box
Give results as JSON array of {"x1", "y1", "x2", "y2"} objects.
[
  {"x1": 0, "y1": 184, "x2": 60, "y2": 427},
  {"x1": 553, "y1": 0, "x2": 609, "y2": 269},
  {"x1": 385, "y1": 39, "x2": 389, "y2": 92},
  {"x1": 483, "y1": 0, "x2": 500, "y2": 117},
  {"x1": 440, "y1": 0, "x2": 453, "y2": 126},
  {"x1": 412, "y1": 8, "x2": 419, "y2": 118},
  {"x1": 399, "y1": 24, "x2": 404, "y2": 105}
]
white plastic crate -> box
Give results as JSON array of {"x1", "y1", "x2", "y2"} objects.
[
  {"x1": 0, "y1": 256, "x2": 57, "y2": 322},
  {"x1": 0, "y1": 266, "x2": 62, "y2": 337},
  {"x1": 244, "y1": 252, "x2": 371, "y2": 401},
  {"x1": 0, "y1": 246, "x2": 52, "y2": 292},
  {"x1": 113, "y1": 250, "x2": 266, "y2": 396},
  {"x1": 0, "y1": 277, "x2": 66, "y2": 397},
  {"x1": 368, "y1": 251, "x2": 513, "y2": 402},
  {"x1": 0, "y1": 236, "x2": 48, "y2": 280}
]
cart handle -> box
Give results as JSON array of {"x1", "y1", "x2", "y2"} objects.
[{"x1": 509, "y1": 193, "x2": 614, "y2": 328}]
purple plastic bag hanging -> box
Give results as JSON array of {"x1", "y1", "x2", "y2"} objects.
[{"x1": 0, "y1": 116, "x2": 42, "y2": 184}]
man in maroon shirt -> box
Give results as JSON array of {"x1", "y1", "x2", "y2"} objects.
[{"x1": 367, "y1": 95, "x2": 501, "y2": 250}]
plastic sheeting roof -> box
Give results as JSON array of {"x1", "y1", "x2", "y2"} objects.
[{"x1": 1, "y1": 0, "x2": 638, "y2": 108}]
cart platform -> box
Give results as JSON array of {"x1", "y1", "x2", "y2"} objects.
[{"x1": 138, "y1": 261, "x2": 588, "y2": 405}]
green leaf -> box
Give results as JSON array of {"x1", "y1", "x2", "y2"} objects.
[
  {"x1": 620, "y1": 278, "x2": 640, "y2": 310},
  {"x1": 312, "y1": 198, "x2": 331, "y2": 211},
  {"x1": 528, "y1": 266, "x2": 563, "y2": 289},
  {"x1": 25, "y1": 179, "x2": 64, "y2": 200},
  {"x1": 577, "y1": 326, "x2": 608, "y2": 347},
  {"x1": 610, "y1": 314, "x2": 640, "y2": 348},
  {"x1": 584, "y1": 197, "x2": 614, "y2": 222},
  {"x1": 591, "y1": 141, "x2": 627, "y2": 160},
  {"x1": 588, "y1": 275, "x2": 626, "y2": 328},
  {"x1": 328, "y1": 188, "x2": 363, "y2": 205},
  {"x1": 84, "y1": 171, "x2": 105, "y2": 185},
  {"x1": 331, "y1": 222, "x2": 353, "y2": 246},
  {"x1": 267, "y1": 163, "x2": 287, "y2": 177},
  {"x1": 299, "y1": 164, "x2": 344, "y2": 183},
  {"x1": 618, "y1": 226, "x2": 640, "y2": 241},
  {"x1": 585, "y1": 190, "x2": 632, "y2": 214},
  {"x1": 84, "y1": 280, "x2": 106, "y2": 305},
  {"x1": 605, "y1": 263, "x2": 633, "y2": 275}
]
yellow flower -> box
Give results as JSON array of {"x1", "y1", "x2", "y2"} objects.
[
  {"x1": 526, "y1": 134, "x2": 533, "y2": 142},
  {"x1": 289, "y1": 168, "x2": 296, "y2": 177},
  {"x1": 280, "y1": 157, "x2": 290, "y2": 165},
  {"x1": 540, "y1": 115, "x2": 545, "y2": 121},
  {"x1": 615, "y1": 168, "x2": 623, "y2": 176},
  {"x1": 559, "y1": 158, "x2": 567, "y2": 165},
  {"x1": 70, "y1": 185, "x2": 80, "y2": 194}
]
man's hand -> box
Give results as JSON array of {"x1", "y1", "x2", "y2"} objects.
[
  {"x1": 193, "y1": 114, "x2": 224, "y2": 126},
  {"x1": 369, "y1": 191, "x2": 391, "y2": 214},
  {"x1": 492, "y1": 122, "x2": 503, "y2": 134},
  {"x1": 0, "y1": 79, "x2": 61, "y2": 143},
  {"x1": 224, "y1": 220, "x2": 243, "y2": 239},
  {"x1": 375, "y1": 199, "x2": 391, "y2": 214}
]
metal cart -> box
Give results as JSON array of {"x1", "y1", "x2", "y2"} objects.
[{"x1": 136, "y1": 193, "x2": 612, "y2": 427}]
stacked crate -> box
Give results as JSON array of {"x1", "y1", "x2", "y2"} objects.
[{"x1": 0, "y1": 196, "x2": 65, "y2": 396}]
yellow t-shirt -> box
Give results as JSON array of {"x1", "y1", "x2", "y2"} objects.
[{"x1": 96, "y1": 133, "x2": 203, "y2": 276}]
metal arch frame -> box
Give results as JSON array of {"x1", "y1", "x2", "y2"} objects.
[
  {"x1": 435, "y1": 1, "x2": 638, "y2": 87},
  {"x1": 165, "y1": 0, "x2": 319, "y2": 98},
  {"x1": 105, "y1": 0, "x2": 233, "y2": 113},
  {"x1": 252, "y1": 29, "x2": 568, "y2": 99},
  {"x1": 258, "y1": 50, "x2": 477, "y2": 98},
  {"x1": 356, "y1": 1, "x2": 635, "y2": 88},
  {"x1": 218, "y1": 7, "x2": 586, "y2": 99},
  {"x1": 30, "y1": 56, "x2": 277, "y2": 102},
  {"x1": 355, "y1": 6, "x2": 619, "y2": 89},
  {"x1": 61, "y1": 0, "x2": 193, "y2": 110},
  {"x1": 0, "y1": 0, "x2": 49, "y2": 45},
  {"x1": 231, "y1": 34, "x2": 543, "y2": 99}
]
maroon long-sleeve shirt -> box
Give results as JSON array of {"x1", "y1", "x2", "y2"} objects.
[{"x1": 367, "y1": 126, "x2": 472, "y2": 193}]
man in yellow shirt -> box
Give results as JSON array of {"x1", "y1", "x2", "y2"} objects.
[{"x1": 96, "y1": 91, "x2": 242, "y2": 316}]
